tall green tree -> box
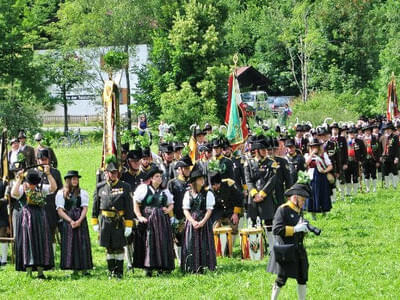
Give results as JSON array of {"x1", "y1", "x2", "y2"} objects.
[
  {"x1": 45, "y1": 50, "x2": 94, "y2": 135},
  {"x1": 0, "y1": 0, "x2": 56, "y2": 135},
  {"x1": 55, "y1": 0, "x2": 155, "y2": 129},
  {"x1": 136, "y1": 0, "x2": 231, "y2": 124}
]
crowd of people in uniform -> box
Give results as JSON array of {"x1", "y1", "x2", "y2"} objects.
[{"x1": 0, "y1": 115, "x2": 398, "y2": 299}]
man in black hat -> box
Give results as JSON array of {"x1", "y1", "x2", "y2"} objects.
[
  {"x1": 211, "y1": 137, "x2": 235, "y2": 183},
  {"x1": 378, "y1": 122, "x2": 399, "y2": 188},
  {"x1": 203, "y1": 123, "x2": 213, "y2": 136},
  {"x1": 267, "y1": 182, "x2": 312, "y2": 300},
  {"x1": 222, "y1": 139, "x2": 246, "y2": 192},
  {"x1": 120, "y1": 143, "x2": 130, "y2": 171},
  {"x1": 345, "y1": 127, "x2": 366, "y2": 196},
  {"x1": 121, "y1": 149, "x2": 145, "y2": 192},
  {"x1": 92, "y1": 159, "x2": 134, "y2": 279},
  {"x1": 244, "y1": 137, "x2": 278, "y2": 254},
  {"x1": 159, "y1": 142, "x2": 176, "y2": 188},
  {"x1": 120, "y1": 148, "x2": 145, "y2": 271},
  {"x1": 36, "y1": 148, "x2": 63, "y2": 255},
  {"x1": 210, "y1": 170, "x2": 243, "y2": 247},
  {"x1": 34, "y1": 133, "x2": 58, "y2": 168},
  {"x1": 139, "y1": 147, "x2": 157, "y2": 182},
  {"x1": 294, "y1": 125, "x2": 308, "y2": 155},
  {"x1": 167, "y1": 155, "x2": 192, "y2": 262},
  {"x1": 362, "y1": 125, "x2": 379, "y2": 192},
  {"x1": 171, "y1": 141, "x2": 185, "y2": 177},
  {"x1": 195, "y1": 143, "x2": 212, "y2": 179},
  {"x1": 329, "y1": 122, "x2": 348, "y2": 200},
  {"x1": 285, "y1": 139, "x2": 306, "y2": 184},
  {"x1": 8, "y1": 138, "x2": 20, "y2": 169},
  {"x1": 18, "y1": 130, "x2": 35, "y2": 167},
  {"x1": 267, "y1": 136, "x2": 292, "y2": 207}
]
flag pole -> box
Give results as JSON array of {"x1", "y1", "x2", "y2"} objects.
[{"x1": 233, "y1": 53, "x2": 238, "y2": 76}]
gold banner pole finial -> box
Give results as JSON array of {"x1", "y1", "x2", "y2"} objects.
[{"x1": 233, "y1": 53, "x2": 238, "y2": 75}]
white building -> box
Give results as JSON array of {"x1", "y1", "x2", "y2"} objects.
[{"x1": 41, "y1": 45, "x2": 149, "y2": 123}]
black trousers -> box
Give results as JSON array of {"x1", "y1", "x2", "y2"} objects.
[
  {"x1": 363, "y1": 158, "x2": 377, "y2": 179},
  {"x1": 382, "y1": 159, "x2": 399, "y2": 176},
  {"x1": 345, "y1": 160, "x2": 359, "y2": 183}
]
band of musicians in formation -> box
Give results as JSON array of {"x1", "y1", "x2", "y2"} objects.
[{"x1": 0, "y1": 115, "x2": 398, "y2": 297}]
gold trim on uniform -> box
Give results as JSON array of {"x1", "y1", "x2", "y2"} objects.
[
  {"x1": 259, "y1": 190, "x2": 267, "y2": 198},
  {"x1": 101, "y1": 210, "x2": 125, "y2": 217},
  {"x1": 233, "y1": 206, "x2": 242, "y2": 214},
  {"x1": 250, "y1": 188, "x2": 258, "y2": 197},
  {"x1": 124, "y1": 220, "x2": 133, "y2": 227},
  {"x1": 91, "y1": 218, "x2": 99, "y2": 225},
  {"x1": 285, "y1": 226, "x2": 294, "y2": 237}
]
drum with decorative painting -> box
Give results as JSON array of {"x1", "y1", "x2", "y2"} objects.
[
  {"x1": 213, "y1": 226, "x2": 233, "y2": 257},
  {"x1": 240, "y1": 227, "x2": 264, "y2": 260}
]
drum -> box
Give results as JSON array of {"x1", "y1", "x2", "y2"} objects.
[
  {"x1": 240, "y1": 227, "x2": 264, "y2": 260},
  {"x1": 213, "y1": 226, "x2": 233, "y2": 257}
]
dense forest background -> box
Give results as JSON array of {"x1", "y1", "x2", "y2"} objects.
[{"x1": 1, "y1": 0, "x2": 399, "y2": 135}]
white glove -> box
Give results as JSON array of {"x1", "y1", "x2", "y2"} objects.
[
  {"x1": 124, "y1": 227, "x2": 132, "y2": 237},
  {"x1": 170, "y1": 217, "x2": 178, "y2": 225},
  {"x1": 93, "y1": 225, "x2": 99, "y2": 233},
  {"x1": 294, "y1": 222, "x2": 309, "y2": 233}
]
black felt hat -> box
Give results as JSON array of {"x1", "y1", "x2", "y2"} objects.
[
  {"x1": 285, "y1": 138, "x2": 295, "y2": 147},
  {"x1": 382, "y1": 122, "x2": 395, "y2": 130},
  {"x1": 25, "y1": 170, "x2": 42, "y2": 185},
  {"x1": 174, "y1": 155, "x2": 193, "y2": 169},
  {"x1": 64, "y1": 170, "x2": 82, "y2": 180},
  {"x1": 209, "y1": 172, "x2": 222, "y2": 185},
  {"x1": 37, "y1": 148, "x2": 49, "y2": 159},
  {"x1": 141, "y1": 147, "x2": 151, "y2": 157},
  {"x1": 309, "y1": 138, "x2": 322, "y2": 147},
  {"x1": 127, "y1": 149, "x2": 142, "y2": 160},
  {"x1": 173, "y1": 142, "x2": 185, "y2": 151},
  {"x1": 284, "y1": 183, "x2": 311, "y2": 198},
  {"x1": 145, "y1": 166, "x2": 163, "y2": 180},
  {"x1": 189, "y1": 165, "x2": 204, "y2": 183}
]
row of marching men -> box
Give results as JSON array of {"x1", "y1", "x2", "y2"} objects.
[{"x1": 285, "y1": 120, "x2": 399, "y2": 200}]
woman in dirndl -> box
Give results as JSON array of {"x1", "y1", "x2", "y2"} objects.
[
  {"x1": 11, "y1": 168, "x2": 57, "y2": 279},
  {"x1": 181, "y1": 166, "x2": 216, "y2": 274},
  {"x1": 133, "y1": 166, "x2": 175, "y2": 277},
  {"x1": 56, "y1": 170, "x2": 93, "y2": 276},
  {"x1": 304, "y1": 138, "x2": 333, "y2": 219}
]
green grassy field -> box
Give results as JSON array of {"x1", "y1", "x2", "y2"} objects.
[{"x1": 0, "y1": 145, "x2": 399, "y2": 299}]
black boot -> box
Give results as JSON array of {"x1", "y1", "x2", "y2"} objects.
[
  {"x1": 115, "y1": 260, "x2": 124, "y2": 279},
  {"x1": 107, "y1": 259, "x2": 116, "y2": 279}
]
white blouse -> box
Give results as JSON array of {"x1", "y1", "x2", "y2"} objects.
[
  {"x1": 304, "y1": 152, "x2": 332, "y2": 179},
  {"x1": 13, "y1": 184, "x2": 50, "y2": 200},
  {"x1": 182, "y1": 190, "x2": 215, "y2": 210},
  {"x1": 133, "y1": 183, "x2": 174, "y2": 205},
  {"x1": 55, "y1": 189, "x2": 89, "y2": 209}
]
